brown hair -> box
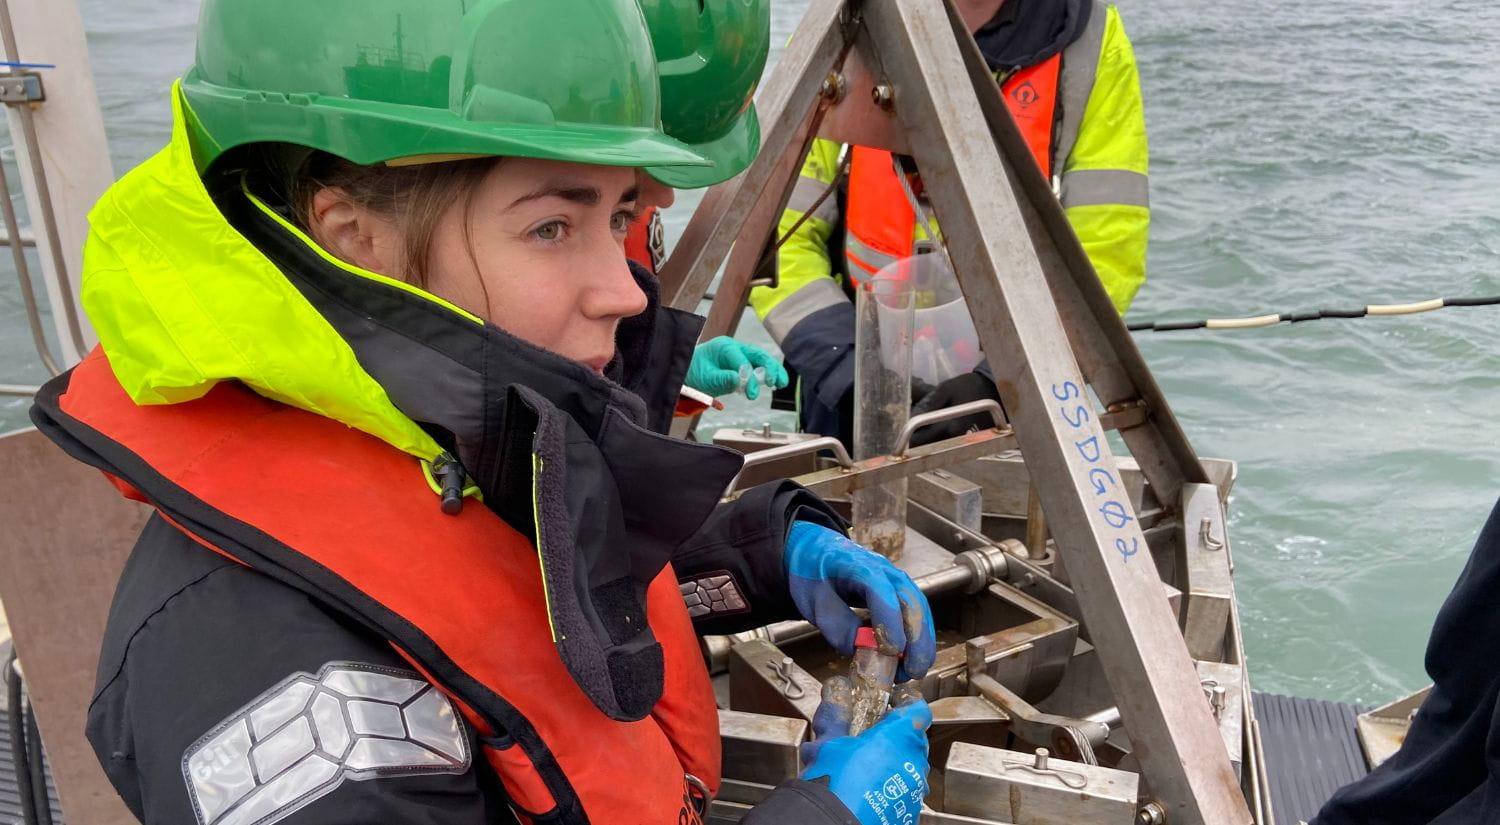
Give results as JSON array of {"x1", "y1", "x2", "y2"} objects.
[{"x1": 291, "y1": 151, "x2": 500, "y2": 288}]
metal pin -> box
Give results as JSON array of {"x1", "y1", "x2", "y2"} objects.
[
  {"x1": 766, "y1": 656, "x2": 806, "y2": 699},
  {"x1": 1200, "y1": 516, "x2": 1224, "y2": 551},
  {"x1": 1033, "y1": 748, "x2": 1049, "y2": 771},
  {"x1": 1210, "y1": 685, "x2": 1227, "y2": 719}
]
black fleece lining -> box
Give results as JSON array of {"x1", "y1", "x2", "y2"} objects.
[
  {"x1": 30, "y1": 375, "x2": 586, "y2": 823},
  {"x1": 973, "y1": 0, "x2": 1093, "y2": 72}
]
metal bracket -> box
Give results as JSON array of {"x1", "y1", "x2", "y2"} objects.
[
  {"x1": 1182, "y1": 483, "x2": 1233, "y2": 662},
  {"x1": 0, "y1": 71, "x2": 43, "y2": 104},
  {"x1": 968, "y1": 672, "x2": 1106, "y2": 765}
]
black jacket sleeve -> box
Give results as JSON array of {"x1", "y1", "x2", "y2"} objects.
[
  {"x1": 89, "y1": 515, "x2": 514, "y2": 825},
  {"x1": 673, "y1": 480, "x2": 847, "y2": 636},
  {"x1": 742, "y1": 779, "x2": 862, "y2": 825}
]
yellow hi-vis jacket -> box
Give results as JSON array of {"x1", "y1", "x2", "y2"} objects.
[{"x1": 751, "y1": 1, "x2": 1148, "y2": 353}]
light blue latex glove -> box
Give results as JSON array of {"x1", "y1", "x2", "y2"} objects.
[
  {"x1": 800, "y1": 677, "x2": 932, "y2": 825},
  {"x1": 785, "y1": 521, "x2": 938, "y2": 680},
  {"x1": 684, "y1": 336, "x2": 790, "y2": 400}
]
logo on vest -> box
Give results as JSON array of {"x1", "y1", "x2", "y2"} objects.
[{"x1": 1011, "y1": 80, "x2": 1040, "y2": 109}]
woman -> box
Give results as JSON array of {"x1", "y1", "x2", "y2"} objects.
[{"x1": 32, "y1": 1, "x2": 936, "y2": 824}]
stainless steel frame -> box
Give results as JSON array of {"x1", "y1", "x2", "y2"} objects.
[{"x1": 670, "y1": 0, "x2": 1264, "y2": 819}]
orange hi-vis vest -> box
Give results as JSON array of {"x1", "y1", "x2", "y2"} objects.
[
  {"x1": 54, "y1": 350, "x2": 720, "y2": 825},
  {"x1": 843, "y1": 54, "x2": 1060, "y2": 281}
]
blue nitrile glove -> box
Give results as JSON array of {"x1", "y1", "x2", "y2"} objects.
[
  {"x1": 685, "y1": 336, "x2": 790, "y2": 400},
  {"x1": 785, "y1": 521, "x2": 937, "y2": 680},
  {"x1": 800, "y1": 677, "x2": 932, "y2": 825}
]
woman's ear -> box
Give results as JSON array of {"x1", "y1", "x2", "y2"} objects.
[{"x1": 307, "y1": 188, "x2": 403, "y2": 276}]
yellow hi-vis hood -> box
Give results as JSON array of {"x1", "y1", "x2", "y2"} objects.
[{"x1": 82, "y1": 83, "x2": 465, "y2": 464}]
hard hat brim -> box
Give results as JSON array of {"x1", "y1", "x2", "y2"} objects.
[
  {"x1": 183, "y1": 81, "x2": 715, "y2": 173},
  {"x1": 644, "y1": 104, "x2": 760, "y2": 189}
]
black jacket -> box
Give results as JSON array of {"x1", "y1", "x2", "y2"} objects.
[{"x1": 31, "y1": 178, "x2": 859, "y2": 825}]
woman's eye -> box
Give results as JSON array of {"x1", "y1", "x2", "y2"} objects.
[
  {"x1": 612, "y1": 209, "x2": 640, "y2": 234},
  {"x1": 533, "y1": 222, "x2": 564, "y2": 242}
]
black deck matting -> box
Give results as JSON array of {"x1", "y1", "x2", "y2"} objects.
[
  {"x1": 1254, "y1": 691, "x2": 1370, "y2": 825},
  {"x1": 0, "y1": 706, "x2": 63, "y2": 825}
]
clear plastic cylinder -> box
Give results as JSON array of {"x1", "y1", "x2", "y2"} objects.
[{"x1": 852, "y1": 275, "x2": 914, "y2": 559}]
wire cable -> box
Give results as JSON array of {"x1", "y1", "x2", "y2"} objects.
[{"x1": 1126, "y1": 294, "x2": 1500, "y2": 333}]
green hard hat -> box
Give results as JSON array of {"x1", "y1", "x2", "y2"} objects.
[
  {"x1": 640, "y1": 0, "x2": 770, "y2": 188},
  {"x1": 180, "y1": 0, "x2": 712, "y2": 175}
]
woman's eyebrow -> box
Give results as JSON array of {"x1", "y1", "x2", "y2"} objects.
[
  {"x1": 508, "y1": 183, "x2": 601, "y2": 209},
  {"x1": 506, "y1": 182, "x2": 642, "y2": 210}
]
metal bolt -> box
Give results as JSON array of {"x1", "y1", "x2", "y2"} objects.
[
  {"x1": 762, "y1": 422, "x2": 772, "y2": 438},
  {"x1": 871, "y1": 83, "x2": 894, "y2": 109},
  {"x1": 820, "y1": 72, "x2": 846, "y2": 103},
  {"x1": 1033, "y1": 748, "x2": 1049, "y2": 770},
  {"x1": 1020, "y1": 572, "x2": 1037, "y2": 588},
  {"x1": 1136, "y1": 801, "x2": 1167, "y2": 825},
  {"x1": 1210, "y1": 685, "x2": 1227, "y2": 719}
]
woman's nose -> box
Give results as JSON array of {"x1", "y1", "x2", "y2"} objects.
[{"x1": 580, "y1": 241, "x2": 648, "y2": 321}]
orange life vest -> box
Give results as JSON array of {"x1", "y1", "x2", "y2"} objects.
[
  {"x1": 626, "y1": 206, "x2": 663, "y2": 275},
  {"x1": 843, "y1": 54, "x2": 1061, "y2": 281},
  {"x1": 56, "y1": 349, "x2": 720, "y2": 825}
]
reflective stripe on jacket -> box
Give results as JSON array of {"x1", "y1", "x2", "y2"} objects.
[{"x1": 751, "y1": 0, "x2": 1148, "y2": 344}]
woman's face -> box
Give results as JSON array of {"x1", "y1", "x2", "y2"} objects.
[
  {"x1": 429, "y1": 158, "x2": 650, "y2": 372},
  {"x1": 313, "y1": 158, "x2": 651, "y2": 373}
]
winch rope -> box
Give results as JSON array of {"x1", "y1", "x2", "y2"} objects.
[{"x1": 1127, "y1": 294, "x2": 1500, "y2": 332}]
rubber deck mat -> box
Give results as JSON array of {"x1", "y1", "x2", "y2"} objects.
[
  {"x1": 1254, "y1": 691, "x2": 1369, "y2": 825},
  {"x1": 0, "y1": 706, "x2": 63, "y2": 825}
]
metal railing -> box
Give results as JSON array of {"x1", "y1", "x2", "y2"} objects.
[{"x1": 0, "y1": 0, "x2": 90, "y2": 395}]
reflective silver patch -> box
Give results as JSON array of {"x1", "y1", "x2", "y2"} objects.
[
  {"x1": 680, "y1": 571, "x2": 749, "y2": 619},
  {"x1": 184, "y1": 662, "x2": 470, "y2": 825}
]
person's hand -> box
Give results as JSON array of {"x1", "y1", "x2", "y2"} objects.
[
  {"x1": 800, "y1": 678, "x2": 932, "y2": 825},
  {"x1": 684, "y1": 336, "x2": 790, "y2": 400},
  {"x1": 784, "y1": 521, "x2": 936, "y2": 679},
  {"x1": 909, "y1": 371, "x2": 1003, "y2": 447}
]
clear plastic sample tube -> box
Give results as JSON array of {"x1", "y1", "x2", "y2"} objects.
[
  {"x1": 852, "y1": 273, "x2": 914, "y2": 559},
  {"x1": 848, "y1": 627, "x2": 900, "y2": 736}
]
